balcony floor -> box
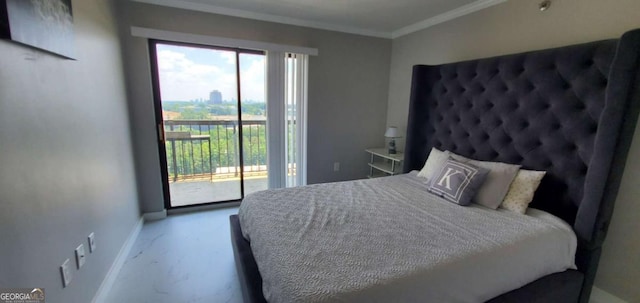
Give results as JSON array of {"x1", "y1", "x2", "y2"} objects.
[{"x1": 169, "y1": 176, "x2": 268, "y2": 207}]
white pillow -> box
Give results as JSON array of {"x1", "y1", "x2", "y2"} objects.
[
  {"x1": 500, "y1": 169, "x2": 546, "y2": 214},
  {"x1": 417, "y1": 148, "x2": 450, "y2": 181}
]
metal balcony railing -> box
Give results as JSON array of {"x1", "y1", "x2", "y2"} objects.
[{"x1": 163, "y1": 119, "x2": 267, "y2": 182}]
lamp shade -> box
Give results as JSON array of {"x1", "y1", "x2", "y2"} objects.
[{"x1": 384, "y1": 126, "x2": 400, "y2": 138}]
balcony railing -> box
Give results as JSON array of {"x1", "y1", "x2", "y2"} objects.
[{"x1": 163, "y1": 119, "x2": 267, "y2": 182}]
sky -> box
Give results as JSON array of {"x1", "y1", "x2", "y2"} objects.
[{"x1": 156, "y1": 43, "x2": 265, "y2": 102}]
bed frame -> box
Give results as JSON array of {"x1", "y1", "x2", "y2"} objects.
[{"x1": 230, "y1": 29, "x2": 640, "y2": 303}]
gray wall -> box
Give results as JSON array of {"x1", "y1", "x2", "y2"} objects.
[
  {"x1": 386, "y1": 0, "x2": 640, "y2": 301},
  {"x1": 0, "y1": 0, "x2": 140, "y2": 302},
  {"x1": 118, "y1": 2, "x2": 391, "y2": 213}
]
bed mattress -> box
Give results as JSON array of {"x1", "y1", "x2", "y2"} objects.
[{"x1": 238, "y1": 172, "x2": 577, "y2": 303}]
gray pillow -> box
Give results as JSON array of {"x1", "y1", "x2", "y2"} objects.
[
  {"x1": 428, "y1": 158, "x2": 489, "y2": 206},
  {"x1": 450, "y1": 153, "x2": 522, "y2": 209}
]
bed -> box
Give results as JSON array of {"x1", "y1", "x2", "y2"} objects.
[{"x1": 230, "y1": 28, "x2": 640, "y2": 303}]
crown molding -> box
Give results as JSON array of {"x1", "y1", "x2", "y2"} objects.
[
  {"x1": 391, "y1": 0, "x2": 507, "y2": 38},
  {"x1": 132, "y1": 0, "x2": 391, "y2": 39},
  {"x1": 132, "y1": 0, "x2": 507, "y2": 40}
]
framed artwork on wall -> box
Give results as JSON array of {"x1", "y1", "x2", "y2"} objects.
[{"x1": 0, "y1": 0, "x2": 75, "y2": 59}]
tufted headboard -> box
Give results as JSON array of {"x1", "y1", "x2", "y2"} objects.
[{"x1": 403, "y1": 29, "x2": 640, "y2": 297}]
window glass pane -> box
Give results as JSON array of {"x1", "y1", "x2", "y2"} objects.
[
  {"x1": 155, "y1": 43, "x2": 243, "y2": 206},
  {"x1": 240, "y1": 53, "x2": 268, "y2": 195}
]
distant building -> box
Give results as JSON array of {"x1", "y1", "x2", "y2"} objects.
[{"x1": 209, "y1": 90, "x2": 222, "y2": 104}]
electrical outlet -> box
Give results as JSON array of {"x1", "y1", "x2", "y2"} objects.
[
  {"x1": 75, "y1": 244, "x2": 86, "y2": 269},
  {"x1": 88, "y1": 232, "x2": 96, "y2": 253},
  {"x1": 333, "y1": 162, "x2": 340, "y2": 172},
  {"x1": 60, "y1": 259, "x2": 72, "y2": 287}
]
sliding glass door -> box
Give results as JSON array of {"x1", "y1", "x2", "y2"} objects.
[
  {"x1": 149, "y1": 40, "x2": 267, "y2": 207},
  {"x1": 239, "y1": 52, "x2": 269, "y2": 196}
]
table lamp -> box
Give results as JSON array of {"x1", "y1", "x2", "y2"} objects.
[{"x1": 384, "y1": 126, "x2": 400, "y2": 154}]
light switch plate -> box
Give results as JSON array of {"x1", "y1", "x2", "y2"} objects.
[
  {"x1": 88, "y1": 232, "x2": 96, "y2": 253},
  {"x1": 75, "y1": 244, "x2": 86, "y2": 269},
  {"x1": 60, "y1": 259, "x2": 72, "y2": 287}
]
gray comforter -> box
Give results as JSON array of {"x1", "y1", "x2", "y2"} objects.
[{"x1": 238, "y1": 172, "x2": 576, "y2": 303}]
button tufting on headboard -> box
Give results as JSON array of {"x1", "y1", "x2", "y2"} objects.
[{"x1": 403, "y1": 37, "x2": 637, "y2": 252}]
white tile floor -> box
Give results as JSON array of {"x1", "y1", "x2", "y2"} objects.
[{"x1": 105, "y1": 207, "x2": 243, "y2": 303}]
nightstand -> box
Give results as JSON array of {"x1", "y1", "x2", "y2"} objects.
[{"x1": 365, "y1": 148, "x2": 404, "y2": 178}]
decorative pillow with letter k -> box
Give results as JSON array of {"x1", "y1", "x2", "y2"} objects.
[{"x1": 428, "y1": 158, "x2": 489, "y2": 206}]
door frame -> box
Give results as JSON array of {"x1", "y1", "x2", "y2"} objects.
[{"x1": 148, "y1": 39, "x2": 265, "y2": 209}]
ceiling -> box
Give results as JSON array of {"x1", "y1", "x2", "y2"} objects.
[{"x1": 133, "y1": 0, "x2": 507, "y2": 39}]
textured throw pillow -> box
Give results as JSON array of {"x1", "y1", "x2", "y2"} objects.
[
  {"x1": 500, "y1": 169, "x2": 547, "y2": 214},
  {"x1": 417, "y1": 148, "x2": 450, "y2": 181},
  {"x1": 428, "y1": 158, "x2": 489, "y2": 206},
  {"x1": 450, "y1": 153, "x2": 521, "y2": 209}
]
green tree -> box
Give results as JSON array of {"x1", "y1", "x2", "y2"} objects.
[{"x1": 180, "y1": 107, "x2": 209, "y2": 119}]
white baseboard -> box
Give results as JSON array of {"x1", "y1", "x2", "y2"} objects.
[
  {"x1": 143, "y1": 209, "x2": 167, "y2": 221},
  {"x1": 91, "y1": 217, "x2": 144, "y2": 303},
  {"x1": 590, "y1": 286, "x2": 628, "y2": 303}
]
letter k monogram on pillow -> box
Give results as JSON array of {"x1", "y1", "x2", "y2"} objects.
[
  {"x1": 437, "y1": 168, "x2": 464, "y2": 190},
  {"x1": 428, "y1": 158, "x2": 489, "y2": 206}
]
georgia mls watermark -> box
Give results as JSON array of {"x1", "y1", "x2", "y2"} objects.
[{"x1": 0, "y1": 288, "x2": 45, "y2": 303}]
